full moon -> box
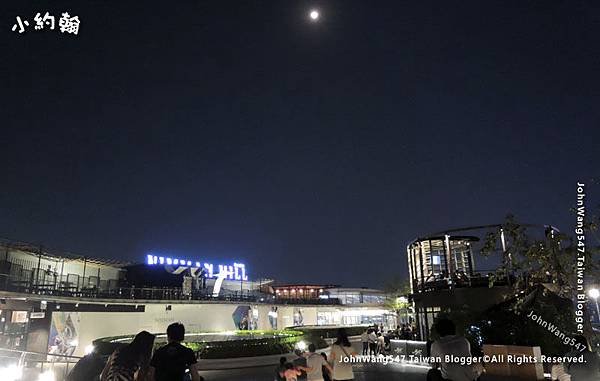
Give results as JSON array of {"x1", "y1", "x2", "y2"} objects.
[{"x1": 309, "y1": 10, "x2": 320, "y2": 21}]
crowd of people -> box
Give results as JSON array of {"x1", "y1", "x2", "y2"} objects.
[
  {"x1": 360, "y1": 323, "x2": 416, "y2": 356},
  {"x1": 69, "y1": 325, "x2": 363, "y2": 381},
  {"x1": 70, "y1": 318, "x2": 600, "y2": 381},
  {"x1": 98, "y1": 326, "x2": 360, "y2": 381},
  {"x1": 274, "y1": 323, "x2": 420, "y2": 381},
  {"x1": 101, "y1": 322, "x2": 202, "y2": 381},
  {"x1": 276, "y1": 328, "x2": 358, "y2": 381},
  {"x1": 68, "y1": 322, "x2": 204, "y2": 381},
  {"x1": 91, "y1": 322, "x2": 418, "y2": 381}
]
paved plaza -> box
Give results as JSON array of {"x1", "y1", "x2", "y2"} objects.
[
  {"x1": 198, "y1": 341, "x2": 515, "y2": 381},
  {"x1": 200, "y1": 362, "x2": 430, "y2": 381},
  {"x1": 200, "y1": 363, "x2": 513, "y2": 381}
]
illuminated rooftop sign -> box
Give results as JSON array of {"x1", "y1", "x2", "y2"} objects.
[{"x1": 146, "y1": 254, "x2": 248, "y2": 281}]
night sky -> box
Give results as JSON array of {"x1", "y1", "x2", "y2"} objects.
[{"x1": 1, "y1": 1, "x2": 599, "y2": 287}]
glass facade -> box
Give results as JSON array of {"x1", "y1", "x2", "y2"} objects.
[
  {"x1": 273, "y1": 286, "x2": 387, "y2": 306},
  {"x1": 274, "y1": 285, "x2": 326, "y2": 300},
  {"x1": 316, "y1": 309, "x2": 397, "y2": 329},
  {"x1": 325, "y1": 289, "x2": 386, "y2": 305},
  {"x1": 317, "y1": 311, "x2": 336, "y2": 325}
]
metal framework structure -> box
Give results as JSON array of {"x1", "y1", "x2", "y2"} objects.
[
  {"x1": 407, "y1": 235, "x2": 478, "y2": 293},
  {"x1": 406, "y1": 223, "x2": 560, "y2": 340}
]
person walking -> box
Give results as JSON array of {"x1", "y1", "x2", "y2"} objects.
[
  {"x1": 100, "y1": 331, "x2": 155, "y2": 381},
  {"x1": 305, "y1": 343, "x2": 333, "y2": 381},
  {"x1": 329, "y1": 328, "x2": 357, "y2": 381},
  {"x1": 360, "y1": 329, "x2": 369, "y2": 356},
  {"x1": 376, "y1": 333, "x2": 385, "y2": 355},
  {"x1": 148, "y1": 323, "x2": 202, "y2": 381},
  {"x1": 428, "y1": 318, "x2": 477, "y2": 381},
  {"x1": 367, "y1": 329, "x2": 377, "y2": 356}
]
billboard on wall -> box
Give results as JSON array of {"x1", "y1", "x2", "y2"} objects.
[
  {"x1": 48, "y1": 312, "x2": 80, "y2": 357},
  {"x1": 293, "y1": 307, "x2": 304, "y2": 326},
  {"x1": 231, "y1": 305, "x2": 259, "y2": 330},
  {"x1": 11, "y1": 311, "x2": 28, "y2": 323},
  {"x1": 268, "y1": 306, "x2": 278, "y2": 329},
  {"x1": 232, "y1": 305, "x2": 250, "y2": 329}
]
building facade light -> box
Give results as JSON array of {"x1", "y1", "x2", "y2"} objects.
[{"x1": 146, "y1": 254, "x2": 249, "y2": 281}]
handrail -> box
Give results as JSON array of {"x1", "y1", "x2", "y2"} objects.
[
  {"x1": 0, "y1": 347, "x2": 82, "y2": 361},
  {"x1": 0, "y1": 348, "x2": 82, "y2": 381}
]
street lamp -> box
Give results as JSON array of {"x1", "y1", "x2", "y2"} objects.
[{"x1": 588, "y1": 288, "x2": 600, "y2": 323}]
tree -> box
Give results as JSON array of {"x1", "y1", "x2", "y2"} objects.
[
  {"x1": 481, "y1": 214, "x2": 599, "y2": 301},
  {"x1": 471, "y1": 284, "x2": 577, "y2": 357},
  {"x1": 382, "y1": 276, "x2": 411, "y2": 296},
  {"x1": 383, "y1": 277, "x2": 412, "y2": 323},
  {"x1": 480, "y1": 214, "x2": 600, "y2": 345}
]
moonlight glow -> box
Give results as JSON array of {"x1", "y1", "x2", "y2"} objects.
[{"x1": 309, "y1": 10, "x2": 320, "y2": 21}]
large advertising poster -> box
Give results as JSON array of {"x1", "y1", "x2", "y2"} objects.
[
  {"x1": 232, "y1": 305, "x2": 251, "y2": 330},
  {"x1": 231, "y1": 305, "x2": 259, "y2": 330},
  {"x1": 293, "y1": 307, "x2": 304, "y2": 326},
  {"x1": 268, "y1": 306, "x2": 278, "y2": 330},
  {"x1": 48, "y1": 312, "x2": 80, "y2": 357}
]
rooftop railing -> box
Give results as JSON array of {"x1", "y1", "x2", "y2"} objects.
[
  {"x1": 411, "y1": 270, "x2": 508, "y2": 293},
  {"x1": 0, "y1": 273, "x2": 342, "y2": 305},
  {"x1": 411, "y1": 269, "x2": 557, "y2": 294}
]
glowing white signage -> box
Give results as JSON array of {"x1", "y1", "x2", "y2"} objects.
[{"x1": 146, "y1": 254, "x2": 248, "y2": 281}]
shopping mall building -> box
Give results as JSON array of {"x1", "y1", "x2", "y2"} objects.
[{"x1": 0, "y1": 239, "x2": 396, "y2": 357}]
